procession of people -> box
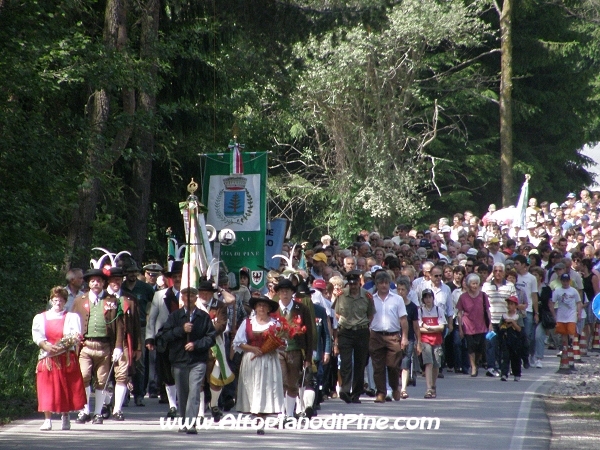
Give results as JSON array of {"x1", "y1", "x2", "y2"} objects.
[{"x1": 32, "y1": 189, "x2": 600, "y2": 433}]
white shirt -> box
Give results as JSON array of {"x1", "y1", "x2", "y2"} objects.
[
  {"x1": 232, "y1": 316, "x2": 276, "y2": 351},
  {"x1": 32, "y1": 310, "x2": 82, "y2": 359},
  {"x1": 370, "y1": 291, "x2": 407, "y2": 333},
  {"x1": 515, "y1": 272, "x2": 537, "y2": 312},
  {"x1": 552, "y1": 286, "x2": 581, "y2": 323},
  {"x1": 421, "y1": 280, "x2": 454, "y2": 317}
]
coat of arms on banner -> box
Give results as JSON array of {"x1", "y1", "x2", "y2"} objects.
[
  {"x1": 207, "y1": 172, "x2": 261, "y2": 231},
  {"x1": 214, "y1": 175, "x2": 254, "y2": 226},
  {"x1": 251, "y1": 270, "x2": 264, "y2": 285}
]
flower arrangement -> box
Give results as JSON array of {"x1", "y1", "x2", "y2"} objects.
[
  {"x1": 55, "y1": 332, "x2": 83, "y2": 354},
  {"x1": 259, "y1": 313, "x2": 307, "y2": 354}
]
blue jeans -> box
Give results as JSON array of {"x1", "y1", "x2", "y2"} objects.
[
  {"x1": 534, "y1": 322, "x2": 547, "y2": 360},
  {"x1": 486, "y1": 323, "x2": 500, "y2": 370},
  {"x1": 522, "y1": 312, "x2": 534, "y2": 363}
]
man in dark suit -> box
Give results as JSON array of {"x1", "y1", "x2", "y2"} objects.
[
  {"x1": 276, "y1": 279, "x2": 313, "y2": 420},
  {"x1": 160, "y1": 286, "x2": 216, "y2": 434}
]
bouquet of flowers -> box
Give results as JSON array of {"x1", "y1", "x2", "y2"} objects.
[
  {"x1": 54, "y1": 332, "x2": 83, "y2": 355},
  {"x1": 259, "y1": 313, "x2": 307, "y2": 354}
]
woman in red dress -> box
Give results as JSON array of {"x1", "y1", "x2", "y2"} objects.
[{"x1": 32, "y1": 287, "x2": 86, "y2": 430}]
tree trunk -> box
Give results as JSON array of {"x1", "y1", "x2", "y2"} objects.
[
  {"x1": 64, "y1": 0, "x2": 133, "y2": 270},
  {"x1": 126, "y1": 0, "x2": 160, "y2": 264},
  {"x1": 499, "y1": 0, "x2": 513, "y2": 207}
]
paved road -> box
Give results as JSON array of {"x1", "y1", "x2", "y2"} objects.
[{"x1": 0, "y1": 350, "x2": 559, "y2": 450}]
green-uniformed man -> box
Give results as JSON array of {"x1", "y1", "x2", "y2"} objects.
[{"x1": 334, "y1": 270, "x2": 375, "y2": 403}]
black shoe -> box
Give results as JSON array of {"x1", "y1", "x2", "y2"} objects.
[
  {"x1": 135, "y1": 397, "x2": 145, "y2": 407},
  {"x1": 101, "y1": 405, "x2": 111, "y2": 419},
  {"x1": 523, "y1": 360, "x2": 531, "y2": 369},
  {"x1": 364, "y1": 388, "x2": 376, "y2": 397},
  {"x1": 257, "y1": 428, "x2": 265, "y2": 435},
  {"x1": 112, "y1": 411, "x2": 125, "y2": 421},
  {"x1": 186, "y1": 426, "x2": 197, "y2": 434},
  {"x1": 351, "y1": 397, "x2": 361, "y2": 404},
  {"x1": 305, "y1": 406, "x2": 314, "y2": 418},
  {"x1": 178, "y1": 427, "x2": 188, "y2": 433},
  {"x1": 76, "y1": 412, "x2": 91, "y2": 424},
  {"x1": 222, "y1": 397, "x2": 235, "y2": 412},
  {"x1": 339, "y1": 392, "x2": 352, "y2": 404},
  {"x1": 437, "y1": 372, "x2": 445, "y2": 379},
  {"x1": 211, "y1": 406, "x2": 223, "y2": 423},
  {"x1": 92, "y1": 414, "x2": 103, "y2": 425},
  {"x1": 166, "y1": 407, "x2": 178, "y2": 418}
]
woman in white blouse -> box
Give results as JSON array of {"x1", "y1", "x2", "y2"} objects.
[
  {"x1": 233, "y1": 295, "x2": 284, "y2": 434},
  {"x1": 32, "y1": 287, "x2": 86, "y2": 431}
]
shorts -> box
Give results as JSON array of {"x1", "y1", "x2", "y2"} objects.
[
  {"x1": 555, "y1": 322, "x2": 576, "y2": 336},
  {"x1": 465, "y1": 333, "x2": 486, "y2": 355},
  {"x1": 400, "y1": 340, "x2": 415, "y2": 370},
  {"x1": 586, "y1": 302, "x2": 597, "y2": 325},
  {"x1": 421, "y1": 342, "x2": 442, "y2": 369}
]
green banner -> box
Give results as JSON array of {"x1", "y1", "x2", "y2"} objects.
[{"x1": 202, "y1": 152, "x2": 267, "y2": 288}]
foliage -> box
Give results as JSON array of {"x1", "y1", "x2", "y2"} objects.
[{"x1": 280, "y1": 0, "x2": 492, "y2": 238}]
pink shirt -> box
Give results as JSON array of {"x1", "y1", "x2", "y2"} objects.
[{"x1": 456, "y1": 291, "x2": 490, "y2": 335}]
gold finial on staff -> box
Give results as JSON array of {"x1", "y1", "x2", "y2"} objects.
[{"x1": 187, "y1": 178, "x2": 198, "y2": 195}]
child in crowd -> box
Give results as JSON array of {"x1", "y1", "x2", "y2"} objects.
[
  {"x1": 418, "y1": 289, "x2": 446, "y2": 399},
  {"x1": 553, "y1": 273, "x2": 582, "y2": 361},
  {"x1": 498, "y1": 296, "x2": 524, "y2": 381}
]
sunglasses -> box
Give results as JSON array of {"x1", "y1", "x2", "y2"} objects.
[
  {"x1": 465, "y1": 264, "x2": 474, "y2": 268},
  {"x1": 432, "y1": 274, "x2": 442, "y2": 278}
]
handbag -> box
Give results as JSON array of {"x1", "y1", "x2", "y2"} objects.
[{"x1": 540, "y1": 309, "x2": 556, "y2": 330}]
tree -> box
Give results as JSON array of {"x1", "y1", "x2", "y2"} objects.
[{"x1": 282, "y1": 0, "x2": 492, "y2": 238}]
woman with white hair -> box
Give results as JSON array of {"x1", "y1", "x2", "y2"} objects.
[{"x1": 456, "y1": 274, "x2": 492, "y2": 377}]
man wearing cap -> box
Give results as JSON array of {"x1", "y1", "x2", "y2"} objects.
[
  {"x1": 105, "y1": 266, "x2": 142, "y2": 420},
  {"x1": 334, "y1": 270, "x2": 375, "y2": 404},
  {"x1": 487, "y1": 237, "x2": 506, "y2": 264},
  {"x1": 122, "y1": 261, "x2": 155, "y2": 406},
  {"x1": 143, "y1": 263, "x2": 163, "y2": 290},
  {"x1": 160, "y1": 286, "x2": 216, "y2": 434},
  {"x1": 72, "y1": 268, "x2": 123, "y2": 425},
  {"x1": 311, "y1": 252, "x2": 328, "y2": 280},
  {"x1": 275, "y1": 278, "x2": 314, "y2": 419},
  {"x1": 369, "y1": 271, "x2": 408, "y2": 403},
  {"x1": 553, "y1": 272, "x2": 582, "y2": 359},
  {"x1": 146, "y1": 260, "x2": 183, "y2": 417}
]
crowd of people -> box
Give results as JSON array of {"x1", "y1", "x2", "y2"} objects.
[{"x1": 32, "y1": 189, "x2": 599, "y2": 433}]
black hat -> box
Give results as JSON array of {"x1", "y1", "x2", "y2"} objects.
[
  {"x1": 419, "y1": 239, "x2": 432, "y2": 249},
  {"x1": 198, "y1": 280, "x2": 217, "y2": 292},
  {"x1": 249, "y1": 295, "x2": 279, "y2": 313},
  {"x1": 83, "y1": 268, "x2": 109, "y2": 281},
  {"x1": 108, "y1": 266, "x2": 124, "y2": 278},
  {"x1": 124, "y1": 261, "x2": 140, "y2": 273},
  {"x1": 275, "y1": 279, "x2": 296, "y2": 292},
  {"x1": 239, "y1": 267, "x2": 250, "y2": 277},
  {"x1": 346, "y1": 270, "x2": 362, "y2": 284},
  {"x1": 165, "y1": 260, "x2": 183, "y2": 277},
  {"x1": 295, "y1": 282, "x2": 314, "y2": 298}
]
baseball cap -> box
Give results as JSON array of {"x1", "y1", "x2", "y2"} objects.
[
  {"x1": 549, "y1": 202, "x2": 559, "y2": 210},
  {"x1": 441, "y1": 225, "x2": 451, "y2": 233},
  {"x1": 567, "y1": 192, "x2": 576, "y2": 199},
  {"x1": 505, "y1": 296, "x2": 519, "y2": 304},
  {"x1": 370, "y1": 265, "x2": 383, "y2": 274},
  {"x1": 312, "y1": 253, "x2": 328, "y2": 263},
  {"x1": 312, "y1": 279, "x2": 327, "y2": 290},
  {"x1": 560, "y1": 273, "x2": 571, "y2": 281},
  {"x1": 489, "y1": 237, "x2": 500, "y2": 244}
]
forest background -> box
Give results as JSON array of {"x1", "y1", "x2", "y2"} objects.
[{"x1": 0, "y1": 0, "x2": 599, "y2": 421}]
